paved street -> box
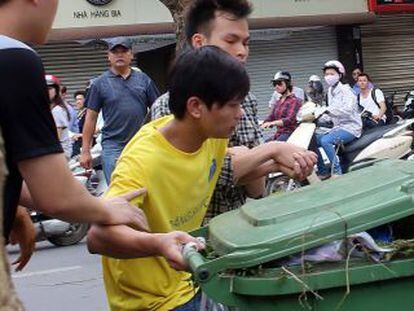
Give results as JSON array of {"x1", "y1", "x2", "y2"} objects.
[{"x1": 7, "y1": 240, "x2": 107, "y2": 311}]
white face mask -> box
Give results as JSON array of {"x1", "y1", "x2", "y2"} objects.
[{"x1": 325, "y1": 74, "x2": 340, "y2": 87}]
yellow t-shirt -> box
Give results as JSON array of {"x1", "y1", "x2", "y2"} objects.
[{"x1": 102, "y1": 116, "x2": 228, "y2": 311}]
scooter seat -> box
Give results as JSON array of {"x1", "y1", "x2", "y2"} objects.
[{"x1": 343, "y1": 124, "x2": 401, "y2": 154}]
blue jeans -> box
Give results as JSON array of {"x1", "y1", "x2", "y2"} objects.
[
  {"x1": 363, "y1": 118, "x2": 385, "y2": 130},
  {"x1": 101, "y1": 141, "x2": 124, "y2": 184},
  {"x1": 175, "y1": 291, "x2": 201, "y2": 311},
  {"x1": 276, "y1": 132, "x2": 291, "y2": 142},
  {"x1": 316, "y1": 128, "x2": 356, "y2": 175}
]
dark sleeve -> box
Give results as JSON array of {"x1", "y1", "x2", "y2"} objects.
[
  {"x1": 0, "y1": 49, "x2": 62, "y2": 162},
  {"x1": 281, "y1": 99, "x2": 301, "y2": 127},
  {"x1": 85, "y1": 81, "x2": 102, "y2": 112},
  {"x1": 215, "y1": 154, "x2": 235, "y2": 187},
  {"x1": 145, "y1": 79, "x2": 161, "y2": 108},
  {"x1": 264, "y1": 104, "x2": 277, "y2": 122}
]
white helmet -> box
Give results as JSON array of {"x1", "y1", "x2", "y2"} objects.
[
  {"x1": 272, "y1": 71, "x2": 291, "y2": 82},
  {"x1": 308, "y1": 75, "x2": 321, "y2": 82},
  {"x1": 323, "y1": 60, "x2": 346, "y2": 76}
]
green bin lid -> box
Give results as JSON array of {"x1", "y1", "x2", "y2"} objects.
[{"x1": 207, "y1": 160, "x2": 414, "y2": 268}]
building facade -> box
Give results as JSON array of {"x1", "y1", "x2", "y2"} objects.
[{"x1": 38, "y1": 0, "x2": 374, "y2": 117}]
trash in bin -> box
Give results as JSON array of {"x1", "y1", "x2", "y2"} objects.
[{"x1": 186, "y1": 159, "x2": 414, "y2": 310}]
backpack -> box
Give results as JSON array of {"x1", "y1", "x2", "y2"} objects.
[{"x1": 357, "y1": 88, "x2": 394, "y2": 124}]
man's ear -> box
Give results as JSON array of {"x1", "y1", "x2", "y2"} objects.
[
  {"x1": 186, "y1": 96, "x2": 204, "y2": 119},
  {"x1": 191, "y1": 33, "x2": 207, "y2": 48}
]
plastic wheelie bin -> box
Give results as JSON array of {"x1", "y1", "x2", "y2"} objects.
[{"x1": 185, "y1": 159, "x2": 414, "y2": 310}]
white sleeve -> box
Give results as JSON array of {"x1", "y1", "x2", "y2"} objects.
[
  {"x1": 52, "y1": 107, "x2": 67, "y2": 128},
  {"x1": 268, "y1": 91, "x2": 279, "y2": 108},
  {"x1": 294, "y1": 87, "x2": 305, "y2": 101},
  {"x1": 96, "y1": 111, "x2": 104, "y2": 130},
  {"x1": 375, "y1": 89, "x2": 385, "y2": 103},
  {"x1": 327, "y1": 87, "x2": 357, "y2": 117}
]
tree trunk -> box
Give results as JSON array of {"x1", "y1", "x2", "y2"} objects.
[
  {"x1": 0, "y1": 132, "x2": 24, "y2": 310},
  {"x1": 158, "y1": 0, "x2": 193, "y2": 51}
]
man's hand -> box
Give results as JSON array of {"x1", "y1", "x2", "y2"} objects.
[
  {"x1": 261, "y1": 121, "x2": 276, "y2": 129},
  {"x1": 156, "y1": 231, "x2": 205, "y2": 271},
  {"x1": 269, "y1": 141, "x2": 317, "y2": 181},
  {"x1": 80, "y1": 150, "x2": 92, "y2": 169},
  {"x1": 102, "y1": 189, "x2": 150, "y2": 231},
  {"x1": 9, "y1": 206, "x2": 36, "y2": 271},
  {"x1": 72, "y1": 133, "x2": 83, "y2": 141}
]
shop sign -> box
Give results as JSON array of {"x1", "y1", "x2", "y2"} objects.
[
  {"x1": 369, "y1": 0, "x2": 414, "y2": 12},
  {"x1": 86, "y1": 0, "x2": 113, "y2": 6}
]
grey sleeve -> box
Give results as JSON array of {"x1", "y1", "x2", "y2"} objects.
[{"x1": 85, "y1": 82, "x2": 102, "y2": 112}]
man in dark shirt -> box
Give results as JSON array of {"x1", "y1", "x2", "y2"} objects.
[
  {"x1": 0, "y1": 0, "x2": 149, "y2": 272},
  {"x1": 80, "y1": 37, "x2": 160, "y2": 183}
]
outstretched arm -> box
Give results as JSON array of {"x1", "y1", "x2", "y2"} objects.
[{"x1": 87, "y1": 225, "x2": 204, "y2": 271}]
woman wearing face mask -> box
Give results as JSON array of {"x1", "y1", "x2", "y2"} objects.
[
  {"x1": 46, "y1": 74, "x2": 72, "y2": 160},
  {"x1": 316, "y1": 60, "x2": 362, "y2": 179},
  {"x1": 261, "y1": 71, "x2": 302, "y2": 141}
]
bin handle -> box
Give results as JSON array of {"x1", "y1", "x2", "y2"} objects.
[{"x1": 182, "y1": 237, "x2": 211, "y2": 282}]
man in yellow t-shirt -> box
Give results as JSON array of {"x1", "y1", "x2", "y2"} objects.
[{"x1": 87, "y1": 46, "x2": 250, "y2": 310}]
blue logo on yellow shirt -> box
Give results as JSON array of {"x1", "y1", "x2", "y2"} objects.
[{"x1": 208, "y1": 159, "x2": 217, "y2": 182}]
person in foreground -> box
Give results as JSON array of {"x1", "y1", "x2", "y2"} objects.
[
  {"x1": 88, "y1": 46, "x2": 266, "y2": 310},
  {"x1": 0, "y1": 0, "x2": 149, "y2": 273},
  {"x1": 152, "y1": 0, "x2": 317, "y2": 222}
]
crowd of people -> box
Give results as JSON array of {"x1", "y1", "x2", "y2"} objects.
[
  {"x1": 0, "y1": 0, "x2": 391, "y2": 310},
  {"x1": 261, "y1": 59, "x2": 389, "y2": 179}
]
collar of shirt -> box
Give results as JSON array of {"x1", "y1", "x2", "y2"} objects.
[
  {"x1": 108, "y1": 68, "x2": 133, "y2": 80},
  {"x1": 278, "y1": 93, "x2": 297, "y2": 104}
]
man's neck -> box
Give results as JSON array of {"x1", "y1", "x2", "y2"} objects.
[
  {"x1": 0, "y1": 24, "x2": 24, "y2": 42},
  {"x1": 159, "y1": 119, "x2": 206, "y2": 153},
  {"x1": 111, "y1": 67, "x2": 131, "y2": 79},
  {"x1": 360, "y1": 88, "x2": 370, "y2": 96}
]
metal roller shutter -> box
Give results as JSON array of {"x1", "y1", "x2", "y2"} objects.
[
  {"x1": 361, "y1": 14, "x2": 414, "y2": 106},
  {"x1": 246, "y1": 27, "x2": 338, "y2": 119},
  {"x1": 35, "y1": 41, "x2": 109, "y2": 99}
]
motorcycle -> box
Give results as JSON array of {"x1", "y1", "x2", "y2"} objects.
[
  {"x1": 266, "y1": 101, "x2": 414, "y2": 195},
  {"x1": 31, "y1": 143, "x2": 107, "y2": 246},
  {"x1": 401, "y1": 90, "x2": 414, "y2": 119}
]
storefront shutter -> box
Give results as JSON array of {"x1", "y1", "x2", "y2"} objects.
[
  {"x1": 361, "y1": 13, "x2": 414, "y2": 106},
  {"x1": 35, "y1": 41, "x2": 109, "y2": 101},
  {"x1": 246, "y1": 27, "x2": 338, "y2": 119}
]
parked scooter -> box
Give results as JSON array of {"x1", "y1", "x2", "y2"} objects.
[
  {"x1": 266, "y1": 101, "x2": 414, "y2": 194},
  {"x1": 401, "y1": 90, "x2": 414, "y2": 119},
  {"x1": 30, "y1": 143, "x2": 107, "y2": 246}
]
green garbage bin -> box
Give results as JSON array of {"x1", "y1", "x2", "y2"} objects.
[{"x1": 185, "y1": 159, "x2": 414, "y2": 310}]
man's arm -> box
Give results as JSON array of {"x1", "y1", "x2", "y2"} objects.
[
  {"x1": 244, "y1": 177, "x2": 266, "y2": 199},
  {"x1": 18, "y1": 153, "x2": 149, "y2": 230},
  {"x1": 87, "y1": 225, "x2": 204, "y2": 271},
  {"x1": 231, "y1": 141, "x2": 317, "y2": 184},
  {"x1": 239, "y1": 160, "x2": 280, "y2": 185},
  {"x1": 145, "y1": 79, "x2": 161, "y2": 108},
  {"x1": 80, "y1": 109, "x2": 98, "y2": 169}
]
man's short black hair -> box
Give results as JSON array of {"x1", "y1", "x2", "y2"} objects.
[
  {"x1": 74, "y1": 90, "x2": 86, "y2": 99},
  {"x1": 357, "y1": 72, "x2": 372, "y2": 82},
  {"x1": 185, "y1": 0, "x2": 252, "y2": 44},
  {"x1": 169, "y1": 46, "x2": 250, "y2": 120}
]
